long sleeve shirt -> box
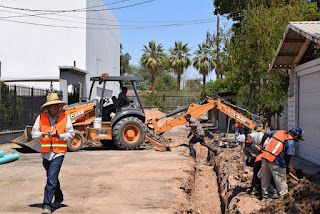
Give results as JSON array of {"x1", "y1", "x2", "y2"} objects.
[
  {"x1": 188, "y1": 117, "x2": 204, "y2": 137},
  {"x1": 32, "y1": 111, "x2": 75, "y2": 161},
  {"x1": 118, "y1": 92, "x2": 130, "y2": 107},
  {"x1": 242, "y1": 132, "x2": 270, "y2": 158}
]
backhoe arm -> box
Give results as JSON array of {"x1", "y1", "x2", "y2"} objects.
[{"x1": 147, "y1": 96, "x2": 263, "y2": 135}]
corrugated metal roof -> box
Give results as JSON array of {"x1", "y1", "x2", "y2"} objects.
[{"x1": 269, "y1": 21, "x2": 320, "y2": 71}]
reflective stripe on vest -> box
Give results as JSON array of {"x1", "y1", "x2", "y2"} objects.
[
  {"x1": 40, "y1": 112, "x2": 68, "y2": 153},
  {"x1": 261, "y1": 130, "x2": 293, "y2": 162}
]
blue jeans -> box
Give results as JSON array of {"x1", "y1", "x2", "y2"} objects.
[{"x1": 42, "y1": 156, "x2": 64, "y2": 209}]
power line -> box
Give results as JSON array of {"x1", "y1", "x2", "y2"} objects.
[
  {"x1": 0, "y1": 0, "x2": 155, "y2": 16},
  {"x1": 0, "y1": 15, "x2": 243, "y2": 30},
  {"x1": 0, "y1": 8, "x2": 218, "y2": 25}
]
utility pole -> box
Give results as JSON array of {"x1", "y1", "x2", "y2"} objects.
[{"x1": 216, "y1": 15, "x2": 221, "y2": 79}]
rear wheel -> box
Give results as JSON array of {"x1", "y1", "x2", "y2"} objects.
[
  {"x1": 68, "y1": 130, "x2": 85, "y2": 152},
  {"x1": 112, "y1": 117, "x2": 145, "y2": 150}
]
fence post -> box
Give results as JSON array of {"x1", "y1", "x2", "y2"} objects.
[
  {"x1": 13, "y1": 85, "x2": 17, "y2": 129},
  {"x1": 31, "y1": 87, "x2": 34, "y2": 123}
]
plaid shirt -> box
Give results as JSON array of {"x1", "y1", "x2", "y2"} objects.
[{"x1": 188, "y1": 117, "x2": 204, "y2": 137}]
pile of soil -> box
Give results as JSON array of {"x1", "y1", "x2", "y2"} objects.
[
  {"x1": 212, "y1": 146, "x2": 262, "y2": 214},
  {"x1": 144, "y1": 109, "x2": 173, "y2": 127},
  {"x1": 261, "y1": 168, "x2": 320, "y2": 213}
]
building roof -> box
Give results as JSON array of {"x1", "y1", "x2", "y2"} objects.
[
  {"x1": 269, "y1": 21, "x2": 320, "y2": 71},
  {"x1": 59, "y1": 66, "x2": 88, "y2": 76}
]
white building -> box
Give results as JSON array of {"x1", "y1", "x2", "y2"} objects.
[
  {"x1": 0, "y1": 0, "x2": 120, "y2": 103},
  {"x1": 269, "y1": 21, "x2": 320, "y2": 165}
]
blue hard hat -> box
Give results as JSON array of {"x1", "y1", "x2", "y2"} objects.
[
  {"x1": 184, "y1": 113, "x2": 191, "y2": 119},
  {"x1": 291, "y1": 127, "x2": 304, "y2": 140}
]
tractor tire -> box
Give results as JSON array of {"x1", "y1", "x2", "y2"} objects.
[
  {"x1": 68, "y1": 130, "x2": 85, "y2": 152},
  {"x1": 112, "y1": 116, "x2": 145, "y2": 150}
]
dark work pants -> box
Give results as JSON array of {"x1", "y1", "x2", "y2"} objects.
[
  {"x1": 42, "y1": 156, "x2": 64, "y2": 209},
  {"x1": 189, "y1": 135, "x2": 204, "y2": 158}
]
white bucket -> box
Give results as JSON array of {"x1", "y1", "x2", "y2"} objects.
[{"x1": 93, "y1": 117, "x2": 102, "y2": 128}]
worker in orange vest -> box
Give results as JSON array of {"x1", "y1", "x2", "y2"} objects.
[
  {"x1": 32, "y1": 93, "x2": 75, "y2": 214},
  {"x1": 259, "y1": 127, "x2": 303, "y2": 200}
]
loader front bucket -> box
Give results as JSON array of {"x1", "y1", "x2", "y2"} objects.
[{"x1": 11, "y1": 126, "x2": 41, "y2": 152}]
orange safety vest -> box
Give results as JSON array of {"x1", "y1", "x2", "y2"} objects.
[
  {"x1": 261, "y1": 130, "x2": 293, "y2": 162},
  {"x1": 255, "y1": 153, "x2": 263, "y2": 163},
  {"x1": 40, "y1": 112, "x2": 68, "y2": 153}
]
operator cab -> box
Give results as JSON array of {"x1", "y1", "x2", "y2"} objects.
[{"x1": 88, "y1": 73, "x2": 144, "y2": 122}]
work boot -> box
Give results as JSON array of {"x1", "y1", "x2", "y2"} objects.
[
  {"x1": 260, "y1": 194, "x2": 269, "y2": 201},
  {"x1": 268, "y1": 192, "x2": 279, "y2": 199},
  {"x1": 41, "y1": 208, "x2": 51, "y2": 214}
]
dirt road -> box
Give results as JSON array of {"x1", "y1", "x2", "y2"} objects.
[{"x1": 0, "y1": 126, "x2": 198, "y2": 214}]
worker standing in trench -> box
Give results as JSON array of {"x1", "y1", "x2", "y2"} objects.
[
  {"x1": 185, "y1": 114, "x2": 205, "y2": 159},
  {"x1": 259, "y1": 127, "x2": 303, "y2": 200},
  {"x1": 32, "y1": 93, "x2": 75, "y2": 214}
]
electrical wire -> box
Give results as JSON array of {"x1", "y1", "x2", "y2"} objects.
[
  {"x1": 0, "y1": 17, "x2": 226, "y2": 30},
  {"x1": 0, "y1": 8, "x2": 219, "y2": 27},
  {"x1": 0, "y1": 15, "x2": 244, "y2": 30},
  {"x1": 0, "y1": 0, "x2": 155, "y2": 16}
]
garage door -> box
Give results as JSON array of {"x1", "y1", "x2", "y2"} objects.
[{"x1": 299, "y1": 71, "x2": 320, "y2": 165}]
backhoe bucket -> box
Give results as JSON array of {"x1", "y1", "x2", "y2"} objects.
[{"x1": 11, "y1": 126, "x2": 41, "y2": 152}]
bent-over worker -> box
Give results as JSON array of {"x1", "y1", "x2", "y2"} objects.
[
  {"x1": 260, "y1": 127, "x2": 303, "y2": 199},
  {"x1": 32, "y1": 93, "x2": 75, "y2": 214},
  {"x1": 185, "y1": 114, "x2": 205, "y2": 159},
  {"x1": 237, "y1": 132, "x2": 270, "y2": 158}
]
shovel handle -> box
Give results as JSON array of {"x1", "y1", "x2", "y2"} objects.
[{"x1": 289, "y1": 172, "x2": 300, "y2": 182}]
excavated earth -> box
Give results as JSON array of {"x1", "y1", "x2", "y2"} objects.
[{"x1": 203, "y1": 129, "x2": 320, "y2": 214}]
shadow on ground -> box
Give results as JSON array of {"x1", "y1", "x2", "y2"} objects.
[{"x1": 29, "y1": 203, "x2": 68, "y2": 213}]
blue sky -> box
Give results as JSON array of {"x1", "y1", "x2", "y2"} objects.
[{"x1": 103, "y1": 0, "x2": 233, "y2": 81}]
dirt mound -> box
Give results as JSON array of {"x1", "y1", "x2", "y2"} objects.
[
  {"x1": 202, "y1": 132, "x2": 320, "y2": 214},
  {"x1": 144, "y1": 109, "x2": 173, "y2": 127},
  {"x1": 261, "y1": 167, "x2": 320, "y2": 214}
]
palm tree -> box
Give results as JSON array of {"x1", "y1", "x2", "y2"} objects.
[
  {"x1": 168, "y1": 41, "x2": 191, "y2": 92},
  {"x1": 141, "y1": 41, "x2": 166, "y2": 92},
  {"x1": 193, "y1": 43, "x2": 216, "y2": 87}
]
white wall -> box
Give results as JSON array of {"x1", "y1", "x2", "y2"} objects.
[
  {"x1": 0, "y1": 0, "x2": 120, "y2": 99},
  {"x1": 0, "y1": 0, "x2": 86, "y2": 89},
  {"x1": 86, "y1": 0, "x2": 120, "y2": 99}
]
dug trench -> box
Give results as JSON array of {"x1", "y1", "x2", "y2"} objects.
[{"x1": 175, "y1": 130, "x2": 320, "y2": 214}]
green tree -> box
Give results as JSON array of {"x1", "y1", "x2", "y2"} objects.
[
  {"x1": 0, "y1": 82, "x2": 22, "y2": 131},
  {"x1": 120, "y1": 43, "x2": 132, "y2": 76},
  {"x1": 184, "y1": 79, "x2": 202, "y2": 92},
  {"x1": 193, "y1": 43, "x2": 216, "y2": 86},
  {"x1": 141, "y1": 41, "x2": 166, "y2": 92},
  {"x1": 155, "y1": 71, "x2": 176, "y2": 92},
  {"x1": 223, "y1": 0, "x2": 320, "y2": 121},
  {"x1": 168, "y1": 41, "x2": 192, "y2": 91}
]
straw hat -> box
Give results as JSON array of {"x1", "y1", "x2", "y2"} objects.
[{"x1": 40, "y1": 93, "x2": 67, "y2": 110}]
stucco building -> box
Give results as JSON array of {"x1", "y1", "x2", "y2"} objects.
[
  {"x1": 0, "y1": 0, "x2": 120, "y2": 103},
  {"x1": 269, "y1": 21, "x2": 320, "y2": 165}
]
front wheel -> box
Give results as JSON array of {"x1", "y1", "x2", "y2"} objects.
[
  {"x1": 112, "y1": 117, "x2": 145, "y2": 150},
  {"x1": 68, "y1": 130, "x2": 85, "y2": 152}
]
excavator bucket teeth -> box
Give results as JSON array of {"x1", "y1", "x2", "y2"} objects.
[{"x1": 11, "y1": 126, "x2": 41, "y2": 153}]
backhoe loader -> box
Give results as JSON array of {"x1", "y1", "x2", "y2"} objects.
[{"x1": 13, "y1": 74, "x2": 148, "y2": 152}]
